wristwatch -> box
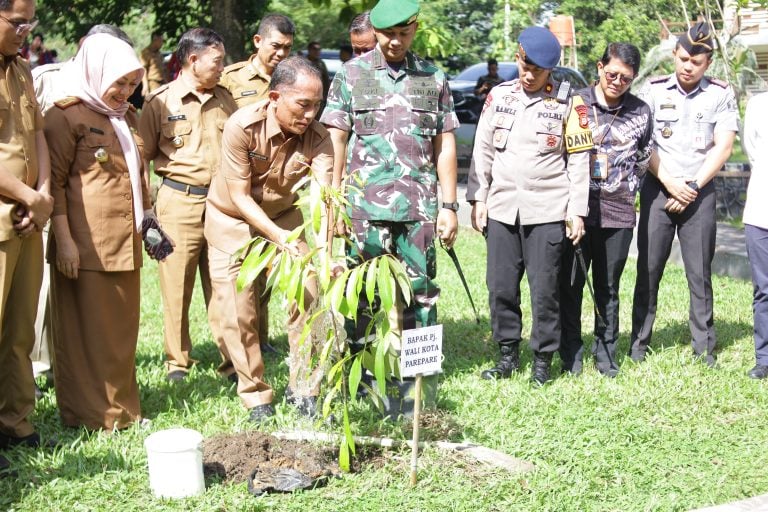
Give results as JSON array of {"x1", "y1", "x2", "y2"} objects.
[
  {"x1": 441, "y1": 201, "x2": 459, "y2": 212},
  {"x1": 687, "y1": 181, "x2": 700, "y2": 192}
]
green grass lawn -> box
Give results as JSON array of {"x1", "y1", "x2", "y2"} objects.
[{"x1": 2, "y1": 227, "x2": 765, "y2": 512}]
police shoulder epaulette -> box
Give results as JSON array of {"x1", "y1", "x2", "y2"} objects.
[
  {"x1": 223, "y1": 60, "x2": 248, "y2": 74},
  {"x1": 53, "y1": 97, "x2": 81, "y2": 109},
  {"x1": 649, "y1": 75, "x2": 669, "y2": 84},
  {"x1": 498, "y1": 79, "x2": 518, "y2": 88},
  {"x1": 706, "y1": 76, "x2": 728, "y2": 88},
  {"x1": 144, "y1": 82, "x2": 170, "y2": 103}
]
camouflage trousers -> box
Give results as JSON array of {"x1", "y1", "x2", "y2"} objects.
[{"x1": 347, "y1": 219, "x2": 438, "y2": 337}]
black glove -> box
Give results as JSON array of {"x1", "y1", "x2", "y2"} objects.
[{"x1": 141, "y1": 214, "x2": 174, "y2": 261}]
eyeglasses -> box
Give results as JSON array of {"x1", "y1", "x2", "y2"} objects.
[
  {"x1": 0, "y1": 14, "x2": 39, "y2": 36},
  {"x1": 603, "y1": 70, "x2": 634, "y2": 86}
]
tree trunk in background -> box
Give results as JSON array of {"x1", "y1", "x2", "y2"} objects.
[{"x1": 211, "y1": 0, "x2": 248, "y2": 63}]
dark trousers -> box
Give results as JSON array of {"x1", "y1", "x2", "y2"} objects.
[
  {"x1": 631, "y1": 175, "x2": 717, "y2": 358},
  {"x1": 559, "y1": 227, "x2": 634, "y2": 372},
  {"x1": 746, "y1": 224, "x2": 768, "y2": 366},
  {"x1": 487, "y1": 218, "x2": 564, "y2": 353}
]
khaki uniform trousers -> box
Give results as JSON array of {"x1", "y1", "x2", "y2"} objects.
[
  {"x1": 155, "y1": 185, "x2": 230, "y2": 375},
  {"x1": 208, "y1": 208, "x2": 319, "y2": 409},
  {"x1": 0, "y1": 233, "x2": 43, "y2": 437}
]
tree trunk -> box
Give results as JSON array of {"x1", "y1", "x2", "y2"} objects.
[{"x1": 210, "y1": 0, "x2": 248, "y2": 63}]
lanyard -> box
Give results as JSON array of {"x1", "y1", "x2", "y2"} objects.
[{"x1": 592, "y1": 104, "x2": 621, "y2": 148}]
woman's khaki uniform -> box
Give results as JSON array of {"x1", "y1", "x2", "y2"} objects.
[{"x1": 45, "y1": 98, "x2": 150, "y2": 430}]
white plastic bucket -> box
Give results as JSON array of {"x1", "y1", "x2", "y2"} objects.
[{"x1": 144, "y1": 428, "x2": 205, "y2": 499}]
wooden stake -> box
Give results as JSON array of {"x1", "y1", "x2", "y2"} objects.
[{"x1": 410, "y1": 374, "x2": 422, "y2": 487}]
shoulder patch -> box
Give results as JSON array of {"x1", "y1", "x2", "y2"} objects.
[
  {"x1": 144, "y1": 82, "x2": 171, "y2": 103},
  {"x1": 649, "y1": 75, "x2": 669, "y2": 84},
  {"x1": 53, "y1": 97, "x2": 81, "y2": 109},
  {"x1": 223, "y1": 61, "x2": 248, "y2": 74},
  {"x1": 565, "y1": 95, "x2": 593, "y2": 154},
  {"x1": 706, "y1": 76, "x2": 728, "y2": 88}
]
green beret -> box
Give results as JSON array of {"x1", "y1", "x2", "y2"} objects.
[{"x1": 370, "y1": 0, "x2": 419, "y2": 29}]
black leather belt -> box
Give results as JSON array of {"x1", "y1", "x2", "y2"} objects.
[{"x1": 162, "y1": 177, "x2": 209, "y2": 196}]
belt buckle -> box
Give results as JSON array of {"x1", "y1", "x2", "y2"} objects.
[{"x1": 184, "y1": 184, "x2": 191, "y2": 195}]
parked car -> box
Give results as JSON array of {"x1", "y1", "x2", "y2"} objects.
[
  {"x1": 320, "y1": 49, "x2": 343, "y2": 81},
  {"x1": 449, "y1": 61, "x2": 589, "y2": 171}
]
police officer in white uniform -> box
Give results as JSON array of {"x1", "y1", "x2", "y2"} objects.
[{"x1": 630, "y1": 22, "x2": 738, "y2": 366}]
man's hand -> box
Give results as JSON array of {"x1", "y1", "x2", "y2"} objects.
[
  {"x1": 566, "y1": 216, "x2": 586, "y2": 245},
  {"x1": 436, "y1": 208, "x2": 458, "y2": 249},
  {"x1": 12, "y1": 206, "x2": 36, "y2": 237},
  {"x1": 661, "y1": 176, "x2": 697, "y2": 205},
  {"x1": 23, "y1": 190, "x2": 53, "y2": 230},
  {"x1": 664, "y1": 198, "x2": 688, "y2": 215},
  {"x1": 470, "y1": 201, "x2": 487, "y2": 234},
  {"x1": 56, "y1": 236, "x2": 80, "y2": 280},
  {"x1": 277, "y1": 229, "x2": 301, "y2": 258}
]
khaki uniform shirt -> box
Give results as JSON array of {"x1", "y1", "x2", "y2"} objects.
[
  {"x1": 467, "y1": 78, "x2": 591, "y2": 225},
  {"x1": 32, "y1": 61, "x2": 66, "y2": 115},
  {"x1": 639, "y1": 73, "x2": 739, "y2": 180},
  {"x1": 0, "y1": 56, "x2": 43, "y2": 241},
  {"x1": 139, "y1": 79, "x2": 238, "y2": 187},
  {"x1": 219, "y1": 54, "x2": 271, "y2": 108},
  {"x1": 45, "y1": 100, "x2": 150, "y2": 271},
  {"x1": 205, "y1": 99, "x2": 333, "y2": 254},
  {"x1": 141, "y1": 46, "x2": 167, "y2": 88}
]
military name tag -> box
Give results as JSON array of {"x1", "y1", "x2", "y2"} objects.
[
  {"x1": 411, "y1": 97, "x2": 438, "y2": 111},
  {"x1": 89, "y1": 127, "x2": 105, "y2": 135},
  {"x1": 248, "y1": 151, "x2": 268, "y2": 161},
  {"x1": 167, "y1": 114, "x2": 187, "y2": 121},
  {"x1": 353, "y1": 97, "x2": 381, "y2": 110}
]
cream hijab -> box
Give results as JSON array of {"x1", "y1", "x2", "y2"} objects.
[{"x1": 70, "y1": 33, "x2": 146, "y2": 229}]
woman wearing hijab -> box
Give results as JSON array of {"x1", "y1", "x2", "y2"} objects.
[{"x1": 44, "y1": 33, "x2": 151, "y2": 430}]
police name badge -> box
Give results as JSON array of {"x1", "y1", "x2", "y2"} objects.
[
  {"x1": 590, "y1": 151, "x2": 608, "y2": 180},
  {"x1": 400, "y1": 325, "x2": 443, "y2": 377}
]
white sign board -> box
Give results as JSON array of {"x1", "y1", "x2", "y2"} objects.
[{"x1": 399, "y1": 325, "x2": 443, "y2": 377}]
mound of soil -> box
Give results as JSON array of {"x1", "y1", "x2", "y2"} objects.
[{"x1": 203, "y1": 431, "x2": 341, "y2": 487}]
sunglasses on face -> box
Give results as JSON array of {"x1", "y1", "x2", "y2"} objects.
[
  {"x1": 0, "y1": 14, "x2": 38, "y2": 36},
  {"x1": 603, "y1": 70, "x2": 634, "y2": 85}
]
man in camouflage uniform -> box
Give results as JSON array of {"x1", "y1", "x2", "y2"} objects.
[
  {"x1": 467, "y1": 26, "x2": 591, "y2": 385},
  {"x1": 321, "y1": 0, "x2": 459, "y2": 343},
  {"x1": 219, "y1": 13, "x2": 295, "y2": 354}
]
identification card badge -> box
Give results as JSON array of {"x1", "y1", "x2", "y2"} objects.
[{"x1": 590, "y1": 152, "x2": 609, "y2": 180}]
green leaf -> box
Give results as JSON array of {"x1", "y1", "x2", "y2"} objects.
[
  {"x1": 235, "y1": 239, "x2": 268, "y2": 291},
  {"x1": 365, "y1": 258, "x2": 378, "y2": 305},
  {"x1": 339, "y1": 437, "x2": 350, "y2": 472},
  {"x1": 343, "y1": 405, "x2": 355, "y2": 456},
  {"x1": 345, "y1": 266, "x2": 361, "y2": 318},
  {"x1": 376, "y1": 256, "x2": 393, "y2": 311},
  {"x1": 349, "y1": 356, "x2": 362, "y2": 398}
]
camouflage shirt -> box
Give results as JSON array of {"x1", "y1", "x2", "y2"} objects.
[{"x1": 321, "y1": 47, "x2": 459, "y2": 222}]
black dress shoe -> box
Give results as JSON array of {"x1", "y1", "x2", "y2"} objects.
[
  {"x1": 248, "y1": 404, "x2": 276, "y2": 424},
  {"x1": 260, "y1": 342, "x2": 280, "y2": 355},
  {"x1": 285, "y1": 387, "x2": 319, "y2": 419},
  {"x1": 481, "y1": 344, "x2": 520, "y2": 380},
  {"x1": 0, "y1": 431, "x2": 40, "y2": 449},
  {"x1": 166, "y1": 370, "x2": 187, "y2": 382},
  {"x1": 748, "y1": 364, "x2": 768, "y2": 379},
  {"x1": 531, "y1": 352, "x2": 553, "y2": 386}
]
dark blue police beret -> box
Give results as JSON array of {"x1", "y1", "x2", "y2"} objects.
[{"x1": 517, "y1": 26, "x2": 561, "y2": 69}]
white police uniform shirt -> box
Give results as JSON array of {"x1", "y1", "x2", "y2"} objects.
[{"x1": 639, "y1": 73, "x2": 738, "y2": 180}]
